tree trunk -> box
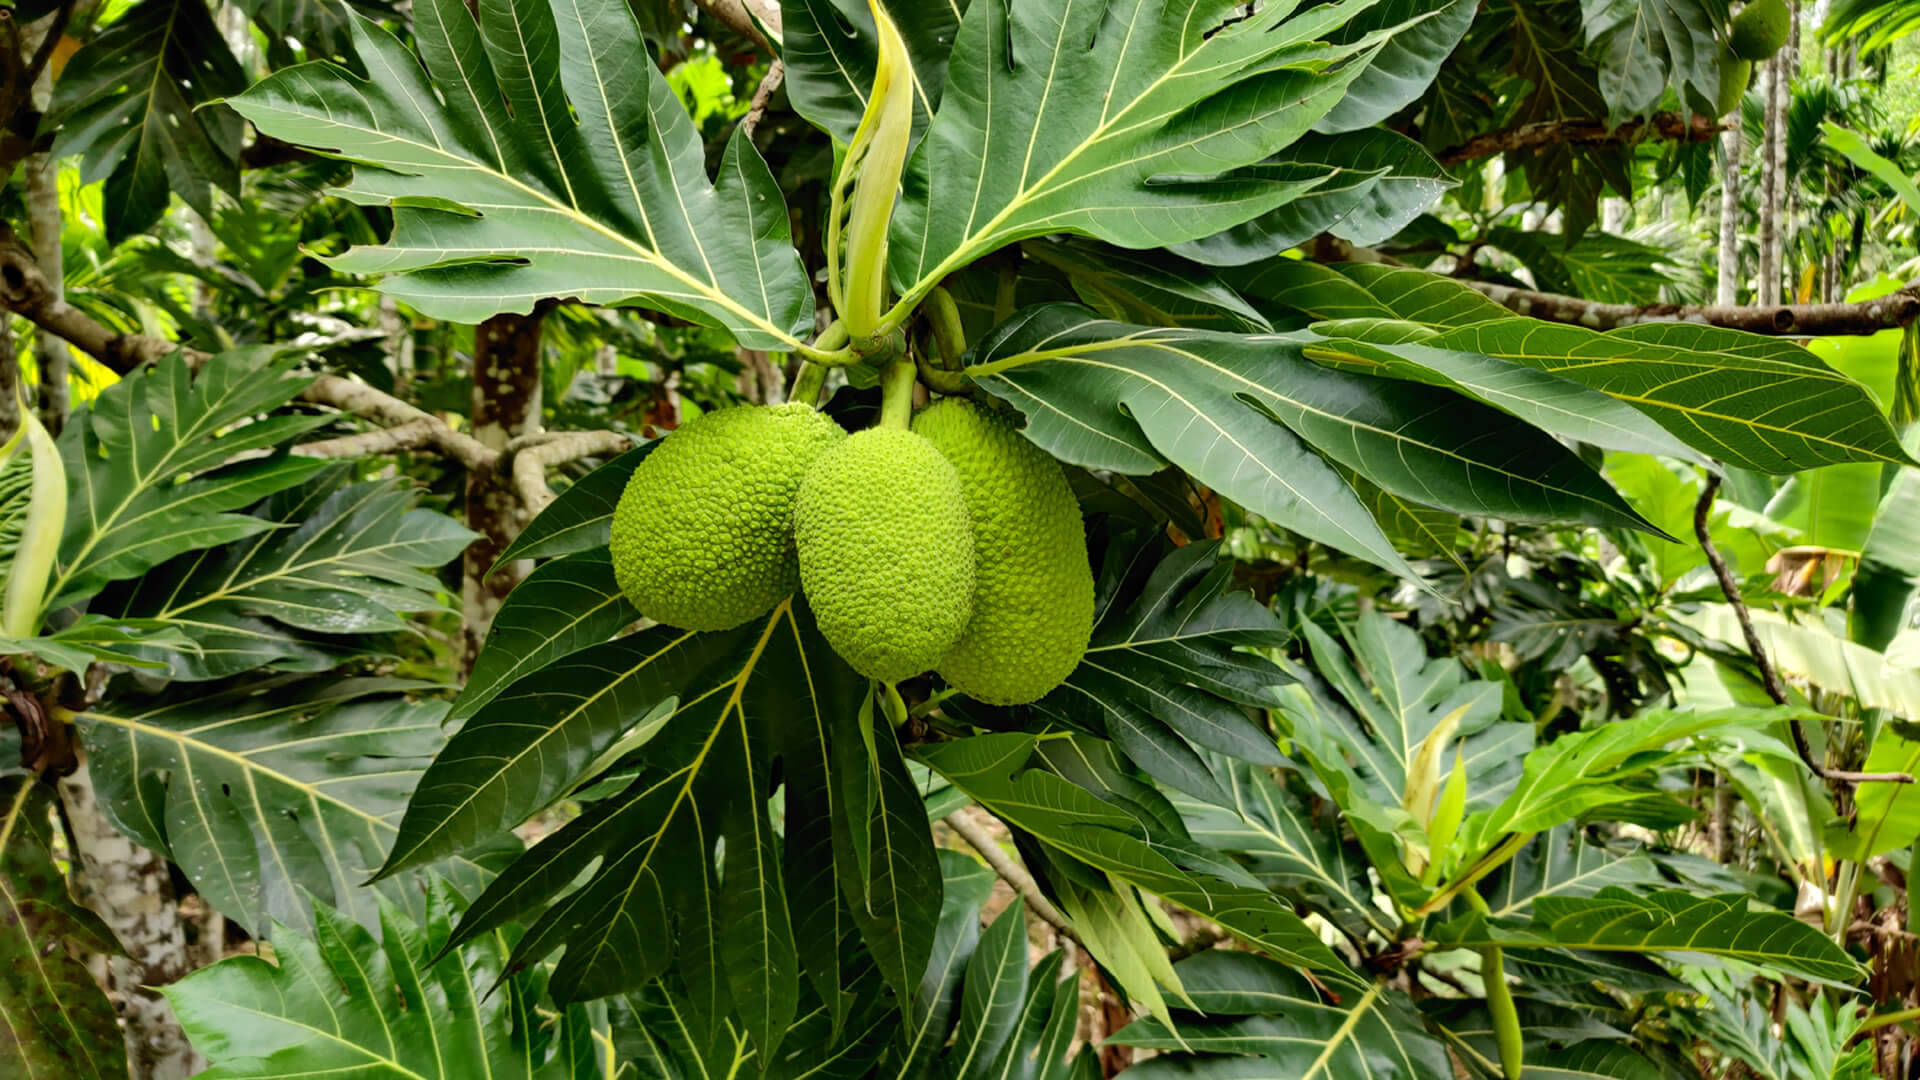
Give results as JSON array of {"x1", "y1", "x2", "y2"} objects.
[
  {"x1": 58, "y1": 764, "x2": 204, "y2": 1080},
  {"x1": 1755, "y1": 49, "x2": 1786, "y2": 307},
  {"x1": 0, "y1": 317, "x2": 18, "y2": 443},
  {"x1": 462, "y1": 309, "x2": 547, "y2": 667},
  {"x1": 1717, "y1": 124, "x2": 1743, "y2": 306},
  {"x1": 23, "y1": 16, "x2": 66, "y2": 434}
]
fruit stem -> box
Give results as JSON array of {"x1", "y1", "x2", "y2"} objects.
[
  {"x1": 788, "y1": 361, "x2": 829, "y2": 407},
  {"x1": 878, "y1": 358, "x2": 917, "y2": 430},
  {"x1": 926, "y1": 286, "x2": 967, "y2": 370}
]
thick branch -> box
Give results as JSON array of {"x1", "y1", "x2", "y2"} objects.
[
  {"x1": 1311, "y1": 236, "x2": 1920, "y2": 337},
  {"x1": 1437, "y1": 112, "x2": 1721, "y2": 166},
  {"x1": 298, "y1": 375, "x2": 499, "y2": 471},
  {"x1": 292, "y1": 418, "x2": 443, "y2": 460},
  {"x1": 692, "y1": 0, "x2": 780, "y2": 51},
  {"x1": 508, "y1": 430, "x2": 633, "y2": 512},
  {"x1": 1694, "y1": 474, "x2": 1912, "y2": 787},
  {"x1": 944, "y1": 806, "x2": 1076, "y2": 938},
  {"x1": 1470, "y1": 279, "x2": 1920, "y2": 336},
  {"x1": 0, "y1": 223, "x2": 175, "y2": 371}
]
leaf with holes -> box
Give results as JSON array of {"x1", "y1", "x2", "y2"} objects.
[
  {"x1": 48, "y1": 0, "x2": 249, "y2": 241},
  {"x1": 231, "y1": 0, "x2": 814, "y2": 346},
  {"x1": 74, "y1": 678, "x2": 508, "y2": 937}
]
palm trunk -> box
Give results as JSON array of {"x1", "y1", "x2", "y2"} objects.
[
  {"x1": 1755, "y1": 51, "x2": 1786, "y2": 306},
  {"x1": 1717, "y1": 125, "x2": 1744, "y2": 306},
  {"x1": 462, "y1": 309, "x2": 548, "y2": 667}
]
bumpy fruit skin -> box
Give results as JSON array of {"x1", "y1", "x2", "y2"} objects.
[
  {"x1": 795, "y1": 428, "x2": 975, "y2": 681},
  {"x1": 914, "y1": 399, "x2": 1094, "y2": 705},
  {"x1": 610, "y1": 403, "x2": 845, "y2": 631},
  {"x1": 1729, "y1": 0, "x2": 1788, "y2": 60},
  {"x1": 1715, "y1": 53, "x2": 1753, "y2": 116}
]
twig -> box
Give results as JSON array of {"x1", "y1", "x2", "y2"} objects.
[
  {"x1": 943, "y1": 806, "x2": 1076, "y2": 938},
  {"x1": 1694, "y1": 473, "x2": 1912, "y2": 786},
  {"x1": 740, "y1": 59, "x2": 784, "y2": 140}
]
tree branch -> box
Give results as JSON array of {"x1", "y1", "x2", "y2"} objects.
[
  {"x1": 291, "y1": 418, "x2": 444, "y2": 460},
  {"x1": 1469, "y1": 279, "x2": 1920, "y2": 336},
  {"x1": 0, "y1": 223, "x2": 176, "y2": 371},
  {"x1": 1311, "y1": 236, "x2": 1920, "y2": 337},
  {"x1": 507, "y1": 430, "x2": 634, "y2": 511},
  {"x1": 1436, "y1": 112, "x2": 1721, "y2": 166},
  {"x1": 739, "y1": 58, "x2": 785, "y2": 140},
  {"x1": 692, "y1": 0, "x2": 780, "y2": 51},
  {"x1": 298, "y1": 374, "x2": 500, "y2": 471},
  {"x1": 1693, "y1": 473, "x2": 1912, "y2": 787},
  {"x1": 943, "y1": 806, "x2": 1077, "y2": 939}
]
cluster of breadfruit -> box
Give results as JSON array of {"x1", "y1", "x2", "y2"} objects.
[
  {"x1": 608, "y1": 397, "x2": 1095, "y2": 705},
  {"x1": 1709, "y1": 0, "x2": 1791, "y2": 115}
]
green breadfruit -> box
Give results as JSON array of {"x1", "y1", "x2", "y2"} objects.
[
  {"x1": 610, "y1": 403, "x2": 846, "y2": 631},
  {"x1": 1715, "y1": 53, "x2": 1753, "y2": 116},
  {"x1": 794, "y1": 427, "x2": 975, "y2": 682},
  {"x1": 913, "y1": 398, "x2": 1094, "y2": 705},
  {"x1": 1729, "y1": 0, "x2": 1788, "y2": 60}
]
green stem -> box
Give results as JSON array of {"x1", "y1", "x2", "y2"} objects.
[
  {"x1": 1859, "y1": 1007, "x2": 1920, "y2": 1035},
  {"x1": 926, "y1": 286, "x2": 967, "y2": 370},
  {"x1": 788, "y1": 362, "x2": 828, "y2": 407},
  {"x1": 878, "y1": 359, "x2": 917, "y2": 430},
  {"x1": 1413, "y1": 833, "x2": 1531, "y2": 919}
]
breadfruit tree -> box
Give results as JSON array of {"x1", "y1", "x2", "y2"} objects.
[{"x1": 5, "y1": 0, "x2": 1919, "y2": 1077}]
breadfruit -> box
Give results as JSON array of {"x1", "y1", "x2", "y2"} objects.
[
  {"x1": 794, "y1": 427, "x2": 975, "y2": 681},
  {"x1": 913, "y1": 399, "x2": 1094, "y2": 705},
  {"x1": 1715, "y1": 52, "x2": 1752, "y2": 116},
  {"x1": 1729, "y1": 0, "x2": 1788, "y2": 60},
  {"x1": 610, "y1": 403, "x2": 845, "y2": 632}
]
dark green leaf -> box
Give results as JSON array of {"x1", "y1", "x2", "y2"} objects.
[
  {"x1": 1110, "y1": 951, "x2": 1450, "y2": 1080},
  {"x1": 1434, "y1": 888, "x2": 1863, "y2": 985},
  {"x1": 1315, "y1": 0, "x2": 1478, "y2": 132},
  {"x1": 493, "y1": 443, "x2": 653, "y2": 568},
  {"x1": 167, "y1": 885, "x2": 597, "y2": 1078},
  {"x1": 454, "y1": 550, "x2": 639, "y2": 722},
  {"x1": 888, "y1": 0, "x2": 1401, "y2": 311},
  {"x1": 233, "y1": 0, "x2": 814, "y2": 346},
  {"x1": 780, "y1": 0, "x2": 967, "y2": 143},
  {"x1": 112, "y1": 472, "x2": 476, "y2": 681},
  {"x1": 0, "y1": 776, "x2": 127, "y2": 1080},
  {"x1": 49, "y1": 0, "x2": 248, "y2": 241},
  {"x1": 50, "y1": 349, "x2": 326, "y2": 610},
  {"x1": 75, "y1": 679, "x2": 505, "y2": 936},
  {"x1": 1174, "y1": 131, "x2": 1454, "y2": 265},
  {"x1": 1428, "y1": 320, "x2": 1912, "y2": 473}
]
